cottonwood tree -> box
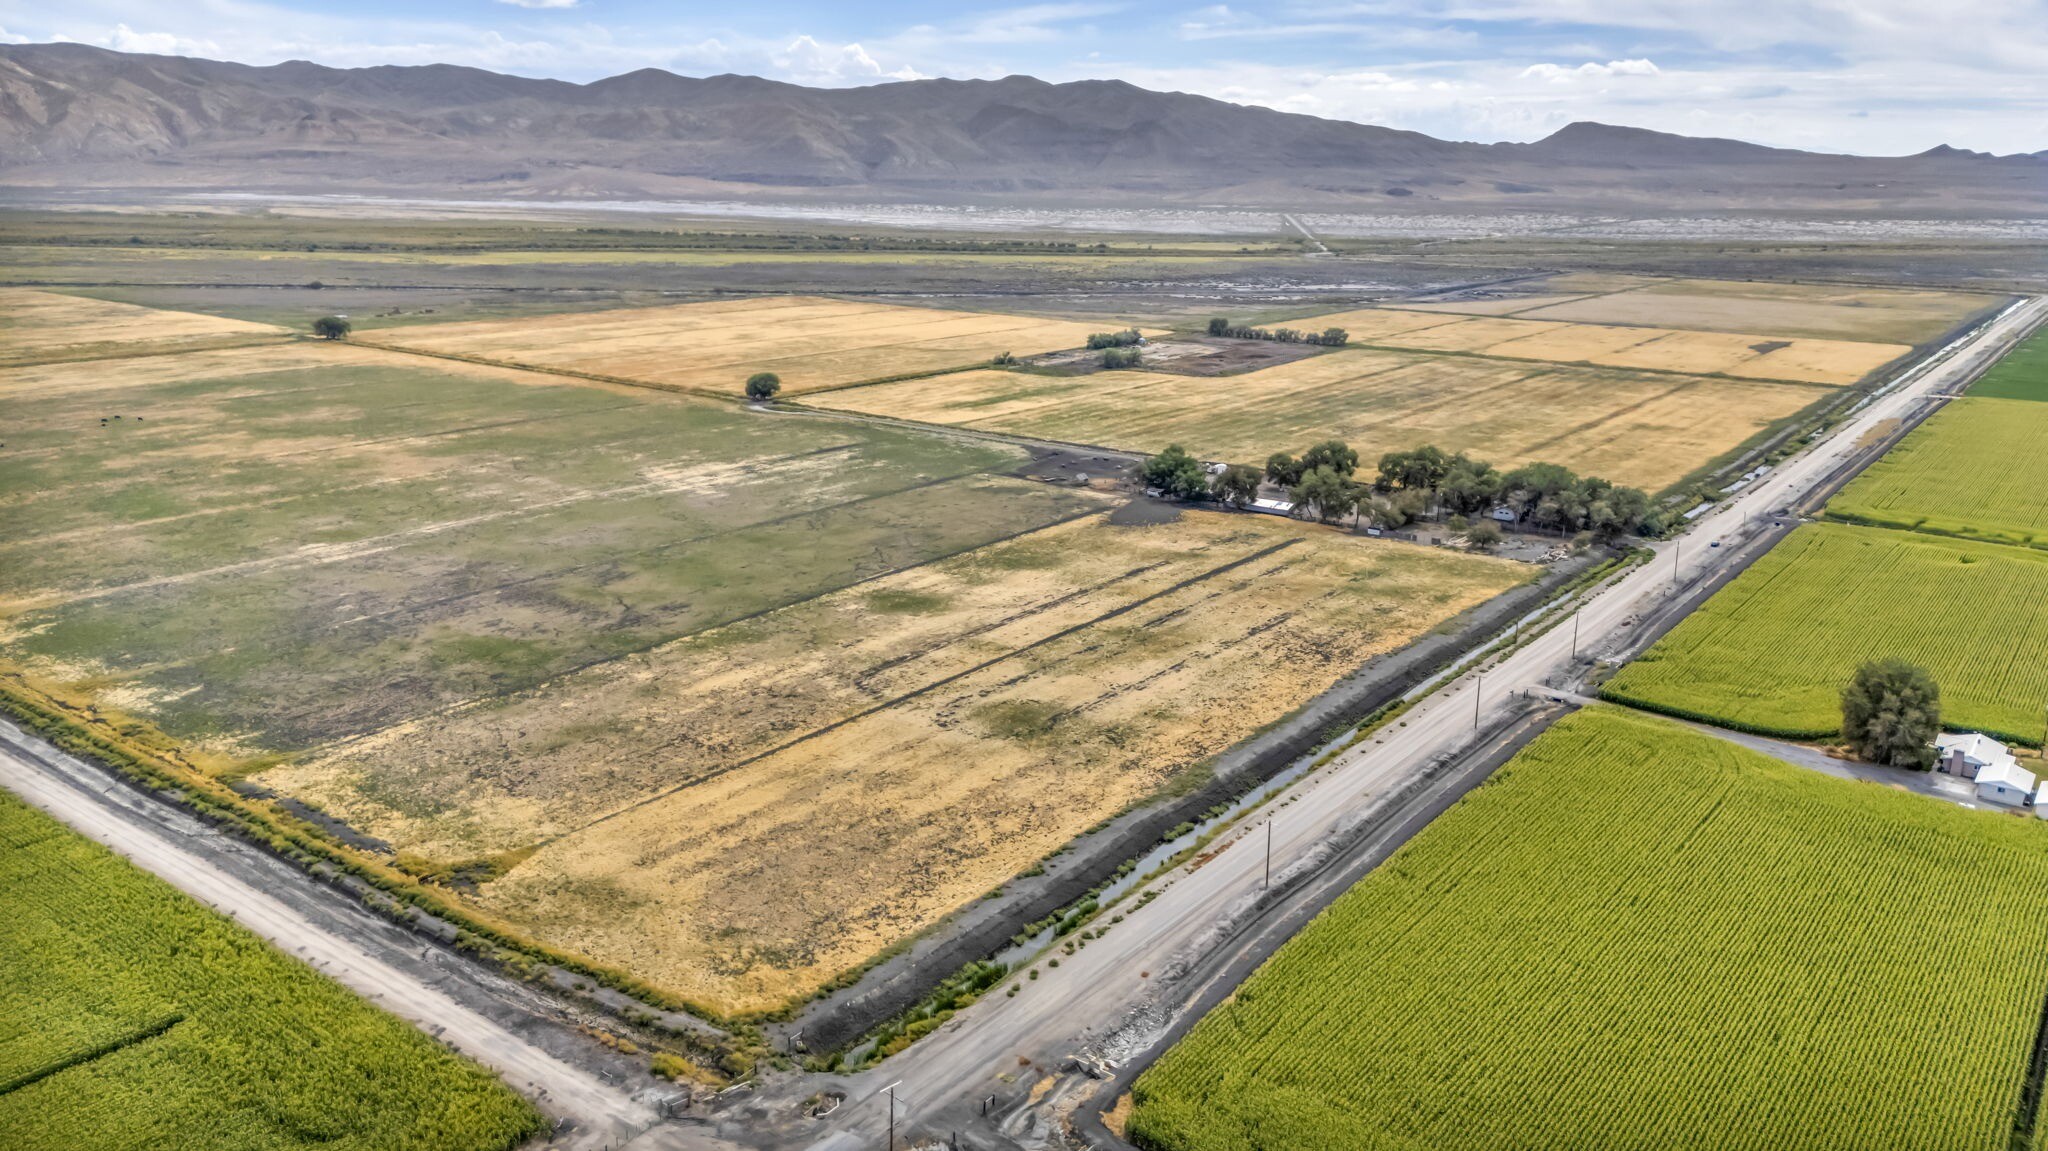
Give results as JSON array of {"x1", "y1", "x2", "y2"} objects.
[
  {"x1": 1840, "y1": 660, "x2": 1940, "y2": 769},
  {"x1": 311, "y1": 315, "x2": 351, "y2": 339},
  {"x1": 1211, "y1": 463, "x2": 1262, "y2": 508},
  {"x1": 745, "y1": 372, "x2": 782, "y2": 401},
  {"x1": 1139, "y1": 443, "x2": 1210, "y2": 500},
  {"x1": 1290, "y1": 465, "x2": 1356, "y2": 523},
  {"x1": 1299, "y1": 439, "x2": 1359, "y2": 478},
  {"x1": 1265, "y1": 452, "x2": 1305, "y2": 487}
]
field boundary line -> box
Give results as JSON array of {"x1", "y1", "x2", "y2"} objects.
[{"x1": 547, "y1": 538, "x2": 1304, "y2": 846}]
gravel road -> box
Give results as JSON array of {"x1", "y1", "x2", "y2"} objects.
[{"x1": 0, "y1": 721, "x2": 733, "y2": 1151}]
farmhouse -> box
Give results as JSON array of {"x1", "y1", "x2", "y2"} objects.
[
  {"x1": 1940, "y1": 733, "x2": 2038, "y2": 807},
  {"x1": 1937, "y1": 731, "x2": 2019, "y2": 780}
]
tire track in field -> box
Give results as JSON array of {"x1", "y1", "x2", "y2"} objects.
[
  {"x1": 542, "y1": 537, "x2": 1303, "y2": 848},
  {"x1": 850, "y1": 561, "x2": 1173, "y2": 690}
]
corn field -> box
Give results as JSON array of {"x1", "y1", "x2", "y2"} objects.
[
  {"x1": 1830, "y1": 396, "x2": 2048, "y2": 549},
  {"x1": 1127, "y1": 707, "x2": 2048, "y2": 1151},
  {"x1": 1601, "y1": 522, "x2": 2048, "y2": 744},
  {"x1": 0, "y1": 791, "x2": 543, "y2": 1151}
]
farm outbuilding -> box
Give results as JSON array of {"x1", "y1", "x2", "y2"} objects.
[{"x1": 1974, "y1": 760, "x2": 2037, "y2": 808}]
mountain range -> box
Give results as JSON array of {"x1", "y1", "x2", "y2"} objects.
[{"x1": 2, "y1": 42, "x2": 2042, "y2": 212}]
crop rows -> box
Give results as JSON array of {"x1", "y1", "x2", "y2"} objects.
[
  {"x1": 1601, "y1": 522, "x2": 2048, "y2": 742},
  {"x1": 1128, "y1": 707, "x2": 2048, "y2": 1151},
  {"x1": 1828, "y1": 329, "x2": 2048, "y2": 547},
  {"x1": 0, "y1": 791, "x2": 542, "y2": 1151}
]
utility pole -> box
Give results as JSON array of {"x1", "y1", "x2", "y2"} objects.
[
  {"x1": 1474, "y1": 673, "x2": 1483, "y2": 731},
  {"x1": 1571, "y1": 610, "x2": 1581, "y2": 659},
  {"x1": 882, "y1": 1081, "x2": 902, "y2": 1151},
  {"x1": 1264, "y1": 819, "x2": 1272, "y2": 889},
  {"x1": 1673, "y1": 542, "x2": 1680, "y2": 584}
]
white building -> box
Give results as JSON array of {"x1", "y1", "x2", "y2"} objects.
[
  {"x1": 1975, "y1": 759, "x2": 2038, "y2": 808},
  {"x1": 1937, "y1": 732, "x2": 2019, "y2": 781},
  {"x1": 1936, "y1": 733, "x2": 2039, "y2": 809}
]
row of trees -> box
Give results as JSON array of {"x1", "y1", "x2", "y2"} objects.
[
  {"x1": 1142, "y1": 437, "x2": 1656, "y2": 540},
  {"x1": 1086, "y1": 328, "x2": 1144, "y2": 349},
  {"x1": 1365, "y1": 445, "x2": 1654, "y2": 537},
  {"x1": 1102, "y1": 347, "x2": 1143, "y2": 369},
  {"x1": 1206, "y1": 318, "x2": 1350, "y2": 347}
]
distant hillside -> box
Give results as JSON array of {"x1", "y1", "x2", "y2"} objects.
[{"x1": 1, "y1": 42, "x2": 2042, "y2": 212}]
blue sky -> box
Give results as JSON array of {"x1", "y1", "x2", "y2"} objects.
[{"x1": 4, "y1": 0, "x2": 2044, "y2": 154}]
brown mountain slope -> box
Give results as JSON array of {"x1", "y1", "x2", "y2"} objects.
[{"x1": 1, "y1": 42, "x2": 2041, "y2": 211}]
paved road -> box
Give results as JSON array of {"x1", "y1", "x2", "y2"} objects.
[
  {"x1": 0, "y1": 721, "x2": 727, "y2": 1151},
  {"x1": 803, "y1": 294, "x2": 2048, "y2": 1149}
]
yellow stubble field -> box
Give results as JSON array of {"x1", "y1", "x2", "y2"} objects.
[
  {"x1": 1306, "y1": 305, "x2": 1908, "y2": 385},
  {"x1": 814, "y1": 349, "x2": 1833, "y2": 491},
  {"x1": 257, "y1": 511, "x2": 1526, "y2": 1015},
  {"x1": 1517, "y1": 277, "x2": 2007, "y2": 344},
  {"x1": 0, "y1": 287, "x2": 285, "y2": 365},
  {"x1": 362, "y1": 294, "x2": 1122, "y2": 395}
]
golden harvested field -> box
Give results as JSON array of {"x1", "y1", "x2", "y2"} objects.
[
  {"x1": 362, "y1": 294, "x2": 1118, "y2": 395},
  {"x1": 0, "y1": 287, "x2": 284, "y2": 365},
  {"x1": 258, "y1": 511, "x2": 1525, "y2": 1014},
  {"x1": 1515, "y1": 276, "x2": 2005, "y2": 344},
  {"x1": 1398, "y1": 293, "x2": 1598, "y2": 317},
  {"x1": 815, "y1": 351, "x2": 1832, "y2": 491},
  {"x1": 1306, "y1": 305, "x2": 1906, "y2": 385}
]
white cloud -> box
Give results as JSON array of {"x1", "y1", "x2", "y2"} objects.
[
  {"x1": 1519, "y1": 58, "x2": 1660, "y2": 82},
  {"x1": 772, "y1": 35, "x2": 923, "y2": 84},
  {"x1": 495, "y1": 0, "x2": 581, "y2": 8},
  {"x1": 93, "y1": 22, "x2": 221, "y2": 56}
]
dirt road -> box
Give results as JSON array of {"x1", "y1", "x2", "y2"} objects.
[
  {"x1": 798, "y1": 294, "x2": 2048, "y2": 1150},
  {"x1": 0, "y1": 721, "x2": 730, "y2": 1151}
]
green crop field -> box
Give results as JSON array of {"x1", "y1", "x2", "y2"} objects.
[
  {"x1": 1970, "y1": 326, "x2": 2048, "y2": 403},
  {"x1": 1829, "y1": 329, "x2": 2048, "y2": 546},
  {"x1": 0, "y1": 789, "x2": 541, "y2": 1151},
  {"x1": 1600, "y1": 522, "x2": 2048, "y2": 742},
  {"x1": 1127, "y1": 706, "x2": 2048, "y2": 1151}
]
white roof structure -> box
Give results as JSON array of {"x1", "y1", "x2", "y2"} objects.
[
  {"x1": 1939, "y1": 732, "x2": 2019, "y2": 773},
  {"x1": 1977, "y1": 758, "x2": 2038, "y2": 796},
  {"x1": 1249, "y1": 497, "x2": 1295, "y2": 516}
]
